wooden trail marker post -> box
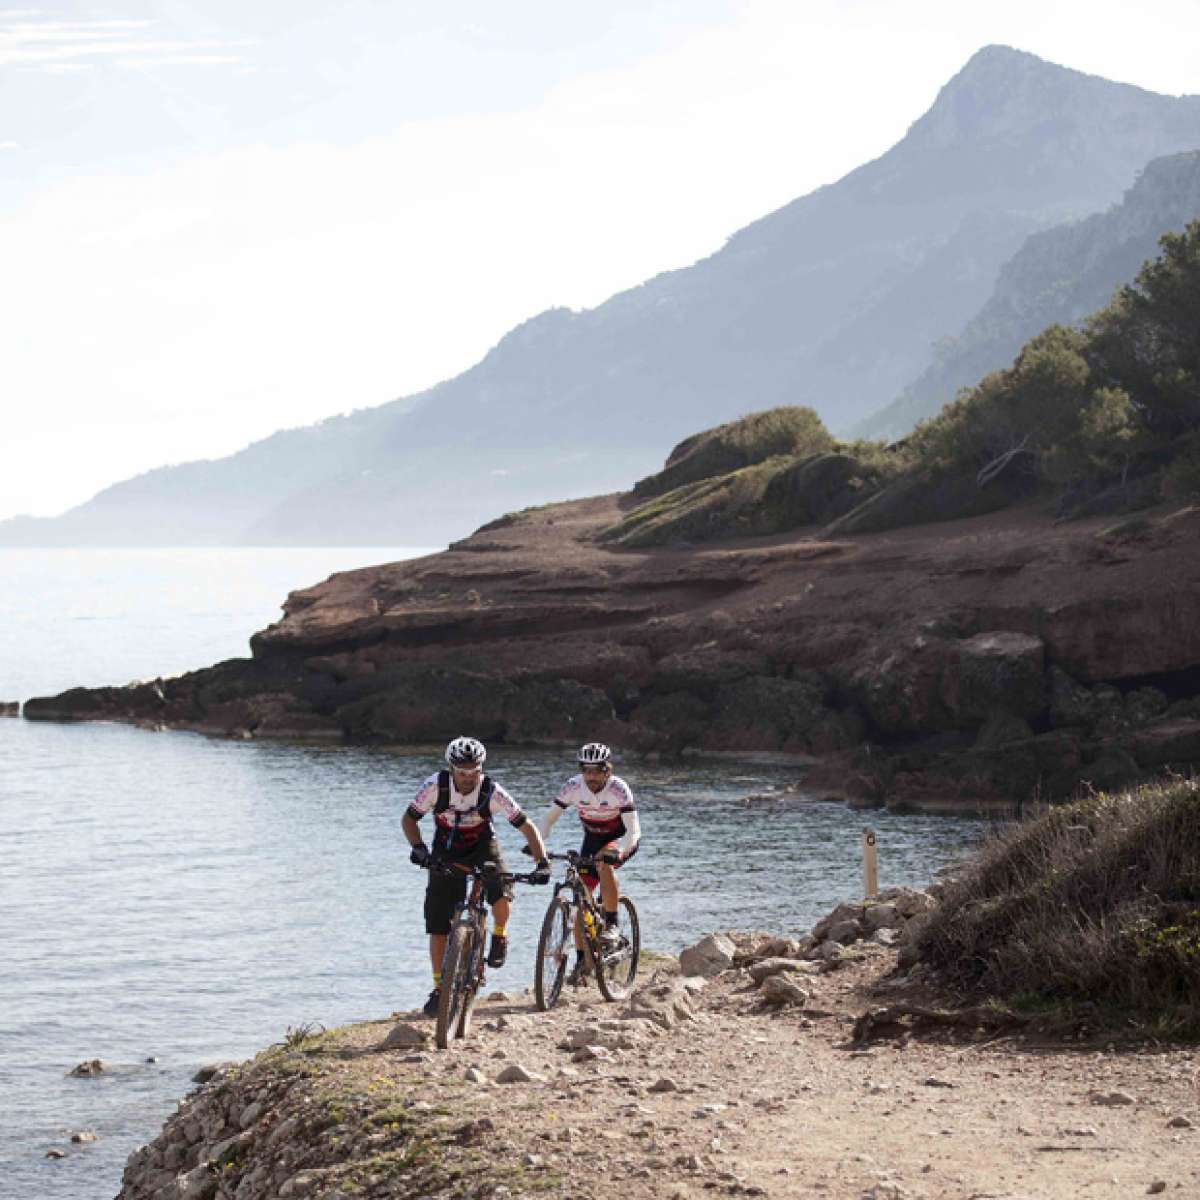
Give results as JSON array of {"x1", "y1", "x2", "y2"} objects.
[{"x1": 863, "y1": 826, "x2": 878, "y2": 898}]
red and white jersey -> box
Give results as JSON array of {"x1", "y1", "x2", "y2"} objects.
[
  {"x1": 407, "y1": 772, "x2": 525, "y2": 846},
  {"x1": 550, "y1": 774, "x2": 636, "y2": 838}
]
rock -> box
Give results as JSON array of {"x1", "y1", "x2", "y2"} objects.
[
  {"x1": 974, "y1": 709, "x2": 1034, "y2": 749},
  {"x1": 238, "y1": 1100, "x2": 265, "y2": 1128},
  {"x1": 465, "y1": 1067, "x2": 487, "y2": 1083},
  {"x1": 679, "y1": 934, "x2": 737, "y2": 978},
  {"x1": 68, "y1": 1059, "x2": 107, "y2": 1077},
  {"x1": 178, "y1": 1162, "x2": 220, "y2": 1199},
  {"x1": 1126, "y1": 718, "x2": 1200, "y2": 768},
  {"x1": 496, "y1": 1063, "x2": 544, "y2": 1084},
  {"x1": 1167, "y1": 1115, "x2": 1194, "y2": 1129},
  {"x1": 522, "y1": 1153, "x2": 545, "y2": 1168},
  {"x1": 571, "y1": 1044, "x2": 612, "y2": 1062},
  {"x1": 1148, "y1": 1182, "x2": 1167, "y2": 1195},
  {"x1": 624, "y1": 979, "x2": 698, "y2": 1030},
  {"x1": 45, "y1": 1148, "x2": 66, "y2": 1159},
  {"x1": 863, "y1": 903, "x2": 902, "y2": 931},
  {"x1": 1089, "y1": 1090, "x2": 1135, "y2": 1106},
  {"x1": 760, "y1": 975, "x2": 809, "y2": 1006},
  {"x1": 70, "y1": 1130, "x2": 97, "y2": 1144},
  {"x1": 825, "y1": 920, "x2": 862, "y2": 944},
  {"x1": 923, "y1": 1076, "x2": 954, "y2": 1088},
  {"x1": 649, "y1": 1077, "x2": 680, "y2": 1093},
  {"x1": 949, "y1": 632, "x2": 1046, "y2": 721},
  {"x1": 192, "y1": 1062, "x2": 233, "y2": 1084},
  {"x1": 809, "y1": 941, "x2": 846, "y2": 964},
  {"x1": 378, "y1": 1021, "x2": 430, "y2": 1049},
  {"x1": 812, "y1": 903, "x2": 865, "y2": 940},
  {"x1": 747, "y1": 957, "x2": 808, "y2": 984}
]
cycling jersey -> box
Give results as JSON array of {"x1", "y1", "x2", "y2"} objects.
[
  {"x1": 540, "y1": 773, "x2": 641, "y2": 856},
  {"x1": 407, "y1": 771, "x2": 527, "y2": 850}
]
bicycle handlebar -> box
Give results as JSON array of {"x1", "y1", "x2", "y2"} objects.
[{"x1": 419, "y1": 859, "x2": 542, "y2": 885}]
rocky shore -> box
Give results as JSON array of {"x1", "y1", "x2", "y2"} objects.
[
  {"x1": 116, "y1": 891, "x2": 1199, "y2": 1200},
  {"x1": 24, "y1": 495, "x2": 1200, "y2": 814}
]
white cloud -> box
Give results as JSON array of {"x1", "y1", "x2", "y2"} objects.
[
  {"x1": 0, "y1": 13, "x2": 247, "y2": 69},
  {"x1": 0, "y1": 139, "x2": 19, "y2": 149}
]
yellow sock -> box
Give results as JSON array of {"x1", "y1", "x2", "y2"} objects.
[
  {"x1": 493, "y1": 924, "x2": 507, "y2": 938},
  {"x1": 432, "y1": 971, "x2": 441, "y2": 986}
]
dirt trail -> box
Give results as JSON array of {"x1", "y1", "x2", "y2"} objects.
[{"x1": 120, "y1": 941, "x2": 1200, "y2": 1200}]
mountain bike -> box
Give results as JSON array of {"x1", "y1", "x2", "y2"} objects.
[
  {"x1": 534, "y1": 850, "x2": 640, "y2": 1009},
  {"x1": 421, "y1": 859, "x2": 540, "y2": 1049}
]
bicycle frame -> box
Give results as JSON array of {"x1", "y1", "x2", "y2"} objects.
[
  {"x1": 535, "y1": 850, "x2": 639, "y2": 1007},
  {"x1": 423, "y1": 859, "x2": 537, "y2": 1048}
]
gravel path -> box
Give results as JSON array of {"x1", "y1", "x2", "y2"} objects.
[{"x1": 119, "y1": 942, "x2": 1200, "y2": 1200}]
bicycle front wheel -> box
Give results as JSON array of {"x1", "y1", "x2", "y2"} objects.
[
  {"x1": 456, "y1": 918, "x2": 486, "y2": 1041},
  {"x1": 534, "y1": 896, "x2": 573, "y2": 1011},
  {"x1": 436, "y1": 922, "x2": 476, "y2": 1049},
  {"x1": 595, "y1": 895, "x2": 640, "y2": 1002}
]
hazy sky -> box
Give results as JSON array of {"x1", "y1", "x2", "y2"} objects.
[{"x1": 2, "y1": 0, "x2": 1198, "y2": 520}]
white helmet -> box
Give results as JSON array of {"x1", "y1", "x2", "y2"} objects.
[
  {"x1": 578, "y1": 742, "x2": 612, "y2": 767},
  {"x1": 446, "y1": 735, "x2": 486, "y2": 768}
]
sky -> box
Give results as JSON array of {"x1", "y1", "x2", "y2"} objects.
[{"x1": 2, "y1": 0, "x2": 1199, "y2": 521}]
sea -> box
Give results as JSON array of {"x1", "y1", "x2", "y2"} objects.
[{"x1": 0, "y1": 547, "x2": 987, "y2": 1200}]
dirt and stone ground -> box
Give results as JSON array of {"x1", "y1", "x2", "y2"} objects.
[{"x1": 119, "y1": 941, "x2": 1200, "y2": 1200}]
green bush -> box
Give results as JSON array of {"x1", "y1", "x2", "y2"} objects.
[{"x1": 633, "y1": 406, "x2": 835, "y2": 498}]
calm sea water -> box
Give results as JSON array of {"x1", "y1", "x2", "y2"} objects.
[{"x1": 0, "y1": 548, "x2": 986, "y2": 1200}]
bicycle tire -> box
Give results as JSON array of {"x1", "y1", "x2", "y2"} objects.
[
  {"x1": 435, "y1": 922, "x2": 475, "y2": 1049},
  {"x1": 534, "y1": 896, "x2": 573, "y2": 1011},
  {"x1": 594, "y1": 895, "x2": 640, "y2": 1002},
  {"x1": 455, "y1": 917, "x2": 486, "y2": 1040}
]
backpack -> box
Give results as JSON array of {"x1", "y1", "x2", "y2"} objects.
[{"x1": 435, "y1": 770, "x2": 496, "y2": 845}]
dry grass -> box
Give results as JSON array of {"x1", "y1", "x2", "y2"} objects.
[{"x1": 917, "y1": 777, "x2": 1200, "y2": 1037}]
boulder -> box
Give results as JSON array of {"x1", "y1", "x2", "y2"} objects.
[
  {"x1": 1125, "y1": 719, "x2": 1200, "y2": 767},
  {"x1": 378, "y1": 1022, "x2": 429, "y2": 1050},
  {"x1": 974, "y1": 710, "x2": 1034, "y2": 750},
  {"x1": 623, "y1": 980, "x2": 698, "y2": 1030},
  {"x1": 747, "y1": 958, "x2": 809, "y2": 984},
  {"x1": 68, "y1": 1059, "x2": 107, "y2": 1077},
  {"x1": 760, "y1": 975, "x2": 809, "y2": 1006},
  {"x1": 863, "y1": 903, "x2": 902, "y2": 931},
  {"x1": 679, "y1": 934, "x2": 736, "y2": 978},
  {"x1": 812, "y1": 904, "x2": 865, "y2": 941},
  {"x1": 942, "y1": 632, "x2": 1046, "y2": 723}
]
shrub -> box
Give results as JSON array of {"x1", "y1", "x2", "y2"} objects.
[
  {"x1": 916, "y1": 779, "x2": 1200, "y2": 1035},
  {"x1": 633, "y1": 406, "x2": 834, "y2": 498}
]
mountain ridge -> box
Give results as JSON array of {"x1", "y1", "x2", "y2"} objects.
[{"x1": 7, "y1": 45, "x2": 1200, "y2": 546}]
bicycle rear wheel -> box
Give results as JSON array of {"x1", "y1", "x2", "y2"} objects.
[
  {"x1": 436, "y1": 922, "x2": 476, "y2": 1049},
  {"x1": 595, "y1": 895, "x2": 640, "y2": 1002},
  {"x1": 534, "y1": 896, "x2": 573, "y2": 1011}
]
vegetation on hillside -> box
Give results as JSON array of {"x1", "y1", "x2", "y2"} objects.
[
  {"x1": 915, "y1": 778, "x2": 1200, "y2": 1038},
  {"x1": 604, "y1": 222, "x2": 1200, "y2": 547}
]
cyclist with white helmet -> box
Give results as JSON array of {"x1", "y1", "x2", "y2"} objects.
[
  {"x1": 537, "y1": 742, "x2": 641, "y2": 984},
  {"x1": 402, "y1": 735, "x2": 549, "y2": 1017}
]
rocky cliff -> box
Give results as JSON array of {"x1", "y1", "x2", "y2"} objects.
[{"x1": 25, "y1": 492, "x2": 1200, "y2": 814}]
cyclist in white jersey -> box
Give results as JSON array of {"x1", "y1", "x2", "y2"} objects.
[
  {"x1": 403, "y1": 735, "x2": 549, "y2": 1016},
  {"x1": 537, "y1": 742, "x2": 641, "y2": 983}
]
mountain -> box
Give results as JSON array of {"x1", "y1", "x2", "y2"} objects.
[
  {"x1": 858, "y1": 150, "x2": 1200, "y2": 440},
  {"x1": 8, "y1": 45, "x2": 1200, "y2": 546}
]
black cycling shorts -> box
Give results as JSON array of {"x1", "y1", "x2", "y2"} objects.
[
  {"x1": 580, "y1": 828, "x2": 638, "y2": 877},
  {"x1": 423, "y1": 834, "x2": 511, "y2": 935}
]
